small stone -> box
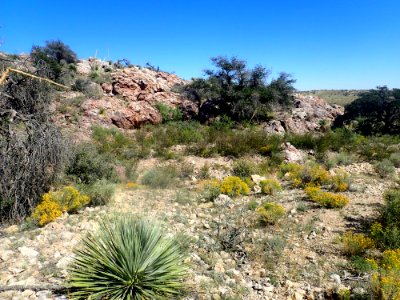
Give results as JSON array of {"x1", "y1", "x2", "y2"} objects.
[
  {"x1": 203, "y1": 222, "x2": 211, "y2": 229},
  {"x1": 56, "y1": 256, "x2": 73, "y2": 269},
  {"x1": 330, "y1": 273, "x2": 341, "y2": 285},
  {"x1": 0, "y1": 250, "x2": 14, "y2": 261},
  {"x1": 18, "y1": 246, "x2": 39, "y2": 259},
  {"x1": 251, "y1": 175, "x2": 267, "y2": 185},
  {"x1": 214, "y1": 194, "x2": 233, "y2": 207},
  {"x1": 4, "y1": 225, "x2": 18, "y2": 234},
  {"x1": 214, "y1": 262, "x2": 225, "y2": 273}
]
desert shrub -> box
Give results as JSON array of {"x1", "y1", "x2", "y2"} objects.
[
  {"x1": 369, "y1": 249, "x2": 400, "y2": 300},
  {"x1": 178, "y1": 161, "x2": 195, "y2": 179},
  {"x1": 232, "y1": 159, "x2": 259, "y2": 179},
  {"x1": 30, "y1": 198, "x2": 63, "y2": 226},
  {"x1": 342, "y1": 231, "x2": 375, "y2": 256},
  {"x1": 305, "y1": 186, "x2": 349, "y2": 208},
  {"x1": 66, "y1": 143, "x2": 116, "y2": 184},
  {"x1": 331, "y1": 170, "x2": 351, "y2": 192},
  {"x1": 198, "y1": 163, "x2": 211, "y2": 179},
  {"x1": 370, "y1": 189, "x2": 400, "y2": 249},
  {"x1": 141, "y1": 165, "x2": 178, "y2": 188},
  {"x1": 381, "y1": 189, "x2": 400, "y2": 228},
  {"x1": 260, "y1": 178, "x2": 282, "y2": 195},
  {"x1": 283, "y1": 162, "x2": 331, "y2": 188},
  {"x1": 389, "y1": 152, "x2": 400, "y2": 168},
  {"x1": 31, "y1": 40, "x2": 78, "y2": 83},
  {"x1": 31, "y1": 186, "x2": 89, "y2": 226},
  {"x1": 279, "y1": 162, "x2": 302, "y2": 176},
  {"x1": 219, "y1": 176, "x2": 250, "y2": 197},
  {"x1": 374, "y1": 159, "x2": 396, "y2": 178},
  {"x1": 257, "y1": 202, "x2": 285, "y2": 225},
  {"x1": 72, "y1": 78, "x2": 102, "y2": 98},
  {"x1": 47, "y1": 186, "x2": 89, "y2": 213},
  {"x1": 213, "y1": 129, "x2": 267, "y2": 157},
  {"x1": 247, "y1": 199, "x2": 259, "y2": 211},
  {"x1": 68, "y1": 215, "x2": 187, "y2": 299},
  {"x1": 370, "y1": 222, "x2": 400, "y2": 250},
  {"x1": 0, "y1": 75, "x2": 66, "y2": 222},
  {"x1": 155, "y1": 103, "x2": 183, "y2": 122},
  {"x1": 79, "y1": 180, "x2": 116, "y2": 206},
  {"x1": 91, "y1": 126, "x2": 135, "y2": 160},
  {"x1": 324, "y1": 152, "x2": 355, "y2": 169},
  {"x1": 199, "y1": 179, "x2": 221, "y2": 202}
]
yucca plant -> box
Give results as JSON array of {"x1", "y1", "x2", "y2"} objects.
[{"x1": 68, "y1": 215, "x2": 187, "y2": 299}]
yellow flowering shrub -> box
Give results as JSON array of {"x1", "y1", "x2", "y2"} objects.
[
  {"x1": 370, "y1": 249, "x2": 400, "y2": 300},
  {"x1": 31, "y1": 198, "x2": 63, "y2": 226},
  {"x1": 126, "y1": 182, "x2": 140, "y2": 189},
  {"x1": 331, "y1": 170, "x2": 351, "y2": 192},
  {"x1": 220, "y1": 176, "x2": 250, "y2": 197},
  {"x1": 257, "y1": 202, "x2": 285, "y2": 225},
  {"x1": 281, "y1": 162, "x2": 331, "y2": 188},
  {"x1": 198, "y1": 179, "x2": 222, "y2": 201},
  {"x1": 342, "y1": 231, "x2": 375, "y2": 256},
  {"x1": 260, "y1": 178, "x2": 282, "y2": 195},
  {"x1": 305, "y1": 186, "x2": 349, "y2": 208},
  {"x1": 57, "y1": 186, "x2": 90, "y2": 213},
  {"x1": 30, "y1": 186, "x2": 90, "y2": 226}
]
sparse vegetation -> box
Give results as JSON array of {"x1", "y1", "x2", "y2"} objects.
[{"x1": 257, "y1": 202, "x2": 286, "y2": 225}]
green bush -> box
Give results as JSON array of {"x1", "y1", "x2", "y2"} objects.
[
  {"x1": 389, "y1": 152, "x2": 400, "y2": 168},
  {"x1": 68, "y1": 215, "x2": 187, "y2": 299},
  {"x1": 66, "y1": 144, "x2": 116, "y2": 184},
  {"x1": 257, "y1": 202, "x2": 285, "y2": 225},
  {"x1": 232, "y1": 159, "x2": 258, "y2": 179},
  {"x1": 260, "y1": 178, "x2": 282, "y2": 195},
  {"x1": 141, "y1": 165, "x2": 178, "y2": 188},
  {"x1": 72, "y1": 78, "x2": 102, "y2": 98},
  {"x1": 374, "y1": 159, "x2": 395, "y2": 178},
  {"x1": 155, "y1": 103, "x2": 183, "y2": 122},
  {"x1": 79, "y1": 180, "x2": 116, "y2": 206},
  {"x1": 31, "y1": 40, "x2": 78, "y2": 83},
  {"x1": 91, "y1": 126, "x2": 135, "y2": 160}
]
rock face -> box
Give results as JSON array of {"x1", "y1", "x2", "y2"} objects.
[
  {"x1": 60, "y1": 60, "x2": 199, "y2": 133},
  {"x1": 105, "y1": 67, "x2": 198, "y2": 129},
  {"x1": 264, "y1": 93, "x2": 344, "y2": 134}
]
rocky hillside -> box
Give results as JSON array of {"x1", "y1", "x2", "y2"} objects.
[{"x1": 53, "y1": 58, "x2": 342, "y2": 138}]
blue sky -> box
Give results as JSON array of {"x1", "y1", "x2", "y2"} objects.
[{"x1": 1, "y1": 0, "x2": 399, "y2": 90}]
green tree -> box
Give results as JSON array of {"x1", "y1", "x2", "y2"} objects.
[
  {"x1": 182, "y1": 56, "x2": 295, "y2": 122},
  {"x1": 334, "y1": 86, "x2": 400, "y2": 135},
  {"x1": 31, "y1": 40, "x2": 78, "y2": 83}
]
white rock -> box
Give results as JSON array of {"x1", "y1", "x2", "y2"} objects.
[
  {"x1": 56, "y1": 256, "x2": 73, "y2": 269},
  {"x1": 330, "y1": 273, "x2": 341, "y2": 285},
  {"x1": 0, "y1": 250, "x2": 14, "y2": 261},
  {"x1": 251, "y1": 174, "x2": 267, "y2": 185},
  {"x1": 214, "y1": 262, "x2": 225, "y2": 273},
  {"x1": 214, "y1": 194, "x2": 233, "y2": 207},
  {"x1": 18, "y1": 246, "x2": 39, "y2": 259}
]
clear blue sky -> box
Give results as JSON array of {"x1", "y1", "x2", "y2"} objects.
[{"x1": 1, "y1": 0, "x2": 399, "y2": 90}]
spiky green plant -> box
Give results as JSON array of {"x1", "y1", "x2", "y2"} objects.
[{"x1": 68, "y1": 215, "x2": 187, "y2": 299}]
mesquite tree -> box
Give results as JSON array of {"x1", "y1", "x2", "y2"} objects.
[{"x1": 0, "y1": 61, "x2": 66, "y2": 222}]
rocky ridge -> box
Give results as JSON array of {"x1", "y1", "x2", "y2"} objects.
[{"x1": 55, "y1": 59, "x2": 342, "y2": 137}]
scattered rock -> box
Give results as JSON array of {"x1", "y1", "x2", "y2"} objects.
[{"x1": 18, "y1": 246, "x2": 39, "y2": 260}]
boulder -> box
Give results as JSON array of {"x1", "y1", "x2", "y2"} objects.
[
  {"x1": 266, "y1": 93, "x2": 344, "y2": 134},
  {"x1": 283, "y1": 142, "x2": 305, "y2": 162}
]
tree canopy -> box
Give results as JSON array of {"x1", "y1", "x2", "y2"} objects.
[
  {"x1": 182, "y1": 56, "x2": 296, "y2": 122},
  {"x1": 334, "y1": 86, "x2": 400, "y2": 135}
]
